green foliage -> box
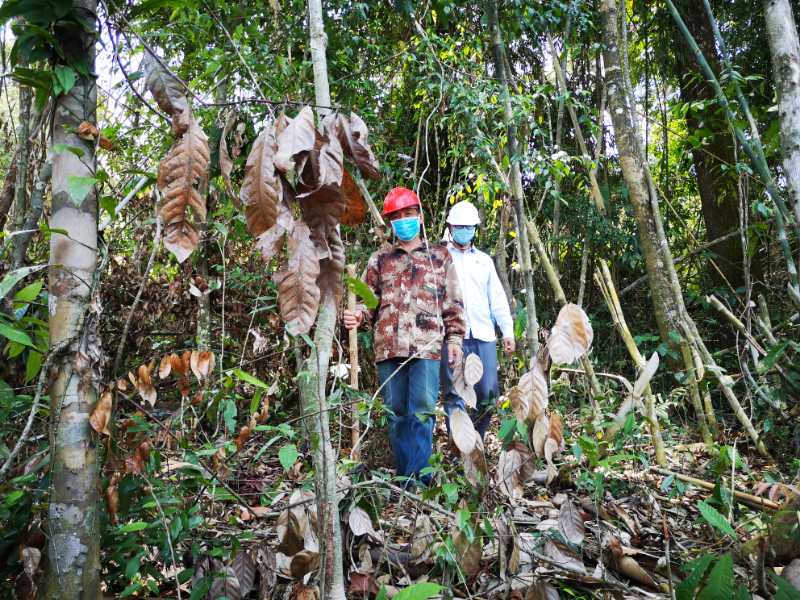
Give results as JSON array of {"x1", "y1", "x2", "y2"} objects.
[
  {"x1": 697, "y1": 501, "x2": 737, "y2": 540},
  {"x1": 345, "y1": 276, "x2": 379, "y2": 309}
]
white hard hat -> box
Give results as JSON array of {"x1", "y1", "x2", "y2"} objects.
[{"x1": 446, "y1": 200, "x2": 481, "y2": 226}]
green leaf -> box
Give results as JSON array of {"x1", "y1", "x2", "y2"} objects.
[
  {"x1": 233, "y1": 369, "x2": 269, "y2": 389},
  {"x1": 758, "y1": 340, "x2": 791, "y2": 373},
  {"x1": 0, "y1": 265, "x2": 46, "y2": 299},
  {"x1": 52, "y1": 64, "x2": 76, "y2": 96},
  {"x1": 25, "y1": 351, "x2": 43, "y2": 382},
  {"x1": 697, "y1": 553, "x2": 733, "y2": 600},
  {"x1": 345, "y1": 276, "x2": 379, "y2": 310},
  {"x1": 53, "y1": 143, "x2": 85, "y2": 158},
  {"x1": 733, "y1": 585, "x2": 753, "y2": 600},
  {"x1": 697, "y1": 501, "x2": 737, "y2": 539},
  {"x1": 118, "y1": 521, "x2": 149, "y2": 533},
  {"x1": 0, "y1": 0, "x2": 72, "y2": 26},
  {"x1": 66, "y1": 175, "x2": 98, "y2": 204},
  {"x1": 772, "y1": 572, "x2": 800, "y2": 600},
  {"x1": 676, "y1": 553, "x2": 715, "y2": 600},
  {"x1": 0, "y1": 321, "x2": 34, "y2": 347},
  {"x1": 278, "y1": 444, "x2": 298, "y2": 471},
  {"x1": 14, "y1": 280, "x2": 43, "y2": 304},
  {"x1": 0, "y1": 379, "x2": 14, "y2": 404},
  {"x1": 393, "y1": 583, "x2": 443, "y2": 600}
]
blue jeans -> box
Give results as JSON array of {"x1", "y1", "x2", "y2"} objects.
[
  {"x1": 377, "y1": 358, "x2": 440, "y2": 481},
  {"x1": 442, "y1": 338, "x2": 499, "y2": 438}
]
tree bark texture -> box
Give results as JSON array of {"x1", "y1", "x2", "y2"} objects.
[
  {"x1": 672, "y1": 0, "x2": 749, "y2": 290},
  {"x1": 763, "y1": 0, "x2": 800, "y2": 229},
  {"x1": 486, "y1": 0, "x2": 539, "y2": 358},
  {"x1": 304, "y1": 1, "x2": 346, "y2": 598},
  {"x1": 42, "y1": 1, "x2": 102, "y2": 597}
]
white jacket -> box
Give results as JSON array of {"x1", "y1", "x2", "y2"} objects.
[{"x1": 446, "y1": 242, "x2": 513, "y2": 342}]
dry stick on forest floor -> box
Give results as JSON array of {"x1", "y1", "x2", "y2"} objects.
[{"x1": 649, "y1": 467, "x2": 780, "y2": 511}]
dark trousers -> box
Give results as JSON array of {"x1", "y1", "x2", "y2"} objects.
[
  {"x1": 377, "y1": 358, "x2": 440, "y2": 481},
  {"x1": 441, "y1": 338, "x2": 499, "y2": 438}
]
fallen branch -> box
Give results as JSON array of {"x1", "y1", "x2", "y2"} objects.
[{"x1": 650, "y1": 467, "x2": 780, "y2": 510}]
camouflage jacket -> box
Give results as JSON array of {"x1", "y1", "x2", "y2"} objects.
[{"x1": 358, "y1": 242, "x2": 466, "y2": 363}]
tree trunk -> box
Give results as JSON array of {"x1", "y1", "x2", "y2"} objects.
[
  {"x1": 600, "y1": 0, "x2": 768, "y2": 456},
  {"x1": 303, "y1": 1, "x2": 345, "y2": 599},
  {"x1": 41, "y1": 0, "x2": 102, "y2": 597},
  {"x1": 672, "y1": 0, "x2": 749, "y2": 290},
  {"x1": 485, "y1": 0, "x2": 539, "y2": 358},
  {"x1": 763, "y1": 0, "x2": 800, "y2": 229}
]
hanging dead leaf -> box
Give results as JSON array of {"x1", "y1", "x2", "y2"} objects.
[
  {"x1": 255, "y1": 200, "x2": 294, "y2": 262},
  {"x1": 136, "y1": 364, "x2": 157, "y2": 406},
  {"x1": 411, "y1": 514, "x2": 433, "y2": 561},
  {"x1": 508, "y1": 386, "x2": 529, "y2": 423},
  {"x1": 240, "y1": 123, "x2": 282, "y2": 237},
  {"x1": 158, "y1": 355, "x2": 172, "y2": 379},
  {"x1": 190, "y1": 350, "x2": 215, "y2": 381},
  {"x1": 273, "y1": 221, "x2": 321, "y2": 335},
  {"x1": 463, "y1": 441, "x2": 487, "y2": 487},
  {"x1": 90, "y1": 390, "x2": 113, "y2": 436},
  {"x1": 157, "y1": 117, "x2": 210, "y2": 263},
  {"x1": 558, "y1": 500, "x2": 585, "y2": 546},
  {"x1": 316, "y1": 226, "x2": 345, "y2": 304},
  {"x1": 297, "y1": 128, "x2": 344, "y2": 198},
  {"x1": 325, "y1": 113, "x2": 380, "y2": 180},
  {"x1": 632, "y1": 351, "x2": 659, "y2": 399},
  {"x1": 548, "y1": 303, "x2": 593, "y2": 364},
  {"x1": 518, "y1": 365, "x2": 548, "y2": 421},
  {"x1": 125, "y1": 441, "x2": 151, "y2": 475},
  {"x1": 106, "y1": 472, "x2": 121, "y2": 525},
  {"x1": 531, "y1": 414, "x2": 550, "y2": 457},
  {"x1": 464, "y1": 353, "x2": 484, "y2": 386},
  {"x1": 143, "y1": 51, "x2": 190, "y2": 136},
  {"x1": 452, "y1": 361, "x2": 478, "y2": 409},
  {"x1": 116, "y1": 377, "x2": 128, "y2": 392},
  {"x1": 548, "y1": 412, "x2": 564, "y2": 448},
  {"x1": 339, "y1": 169, "x2": 367, "y2": 226},
  {"x1": 497, "y1": 441, "x2": 534, "y2": 499},
  {"x1": 274, "y1": 106, "x2": 316, "y2": 173},
  {"x1": 450, "y1": 408, "x2": 479, "y2": 454},
  {"x1": 219, "y1": 110, "x2": 238, "y2": 200}
]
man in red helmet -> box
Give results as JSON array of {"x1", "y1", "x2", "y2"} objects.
[{"x1": 343, "y1": 187, "x2": 465, "y2": 484}]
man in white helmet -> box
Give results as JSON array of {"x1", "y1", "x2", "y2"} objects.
[{"x1": 442, "y1": 200, "x2": 515, "y2": 438}]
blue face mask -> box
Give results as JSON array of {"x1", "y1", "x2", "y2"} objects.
[
  {"x1": 391, "y1": 216, "x2": 420, "y2": 241},
  {"x1": 452, "y1": 226, "x2": 476, "y2": 246}
]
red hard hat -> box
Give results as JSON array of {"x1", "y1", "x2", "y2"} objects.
[{"x1": 383, "y1": 187, "x2": 421, "y2": 216}]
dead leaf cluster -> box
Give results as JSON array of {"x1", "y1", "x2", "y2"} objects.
[{"x1": 239, "y1": 107, "x2": 379, "y2": 335}]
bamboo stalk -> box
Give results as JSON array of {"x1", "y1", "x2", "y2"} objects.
[
  {"x1": 650, "y1": 467, "x2": 780, "y2": 511},
  {"x1": 346, "y1": 265, "x2": 361, "y2": 462},
  {"x1": 595, "y1": 260, "x2": 666, "y2": 465}
]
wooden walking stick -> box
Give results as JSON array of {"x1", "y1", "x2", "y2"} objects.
[{"x1": 346, "y1": 264, "x2": 361, "y2": 461}]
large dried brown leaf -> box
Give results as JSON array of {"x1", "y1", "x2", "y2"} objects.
[
  {"x1": 240, "y1": 123, "x2": 282, "y2": 237},
  {"x1": 298, "y1": 129, "x2": 344, "y2": 196},
  {"x1": 134, "y1": 364, "x2": 157, "y2": 406},
  {"x1": 190, "y1": 350, "x2": 215, "y2": 381},
  {"x1": 89, "y1": 390, "x2": 113, "y2": 436},
  {"x1": 548, "y1": 303, "x2": 593, "y2": 364},
  {"x1": 452, "y1": 527, "x2": 482, "y2": 579},
  {"x1": 464, "y1": 353, "x2": 484, "y2": 386},
  {"x1": 143, "y1": 52, "x2": 190, "y2": 136},
  {"x1": 274, "y1": 106, "x2": 316, "y2": 173},
  {"x1": 157, "y1": 118, "x2": 210, "y2": 263},
  {"x1": 273, "y1": 222, "x2": 321, "y2": 335},
  {"x1": 230, "y1": 550, "x2": 256, "y2": 598},
  {"x1": 450, "y1": 407, "x2": 479, "y2": 454},
  {"x1": 339, "y1": 169, "x2": 367, "y2": 226},
  {"x1": 497, "y1": 441, "x2": 534, "y2": 499},
  {"x1": 531, "y1": 414, "x2": 549, "y2": 457},
  {"x1": 158, "y1": 355, "x2": 172, "y2": 379},
  {"x1": 325, "y1": 113, "x2": 380, "y2": 180},
  {"x1": 518, "y1": 364, "x2": 548, "y2": 422},
  {"x1": 316, "y1": 226, "x2": 345, "y2": 304},
  {"x1": 255, "y1": 200, "x2": 294, "y2": 262}
]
